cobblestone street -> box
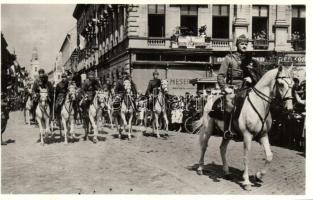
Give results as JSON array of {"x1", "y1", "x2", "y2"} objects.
[{"x1": 1, "y1": 111, "x2": 305, "y2": 194}]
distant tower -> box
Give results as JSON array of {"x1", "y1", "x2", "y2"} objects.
[{"x1": 30, "y1": 47, "x2": 40, "y2": 80}]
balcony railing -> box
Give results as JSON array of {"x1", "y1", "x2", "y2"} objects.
[
  {"x1": 147, "y1": 38, "x2": 166, "y2": 46},
  {"x1": 292, "y1": 39, "x2": 305, "y2": 51},
  {"x1": 253, "y1": 39, "x2": 269, "y2": 49},
  {"x1": 211, "y1": 39, "x2": 230, "y2": 48}
]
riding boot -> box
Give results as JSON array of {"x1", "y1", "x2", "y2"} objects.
[{"x1": 223, "y1": 111, "x2": 234, "y2": 140}]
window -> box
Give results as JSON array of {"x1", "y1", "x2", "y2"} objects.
[
  {"x1": 212, "y1": 5, "x2": 229, "y2": 38},
  {"x1": 35, "y1": 67, "x2": 37, "y2": 72},
  {"x1": 292, "y1": 5, "x2": 305, "y2": 50},
  {"x1": 292, "y1": 6, "x2": 305, "y2": 40},
  {"x1": 148, "y1": 5, "x2": 165, "y2": 37},
  {"x1": 180, "y1": 5, "x2": 198, "y2": 36},
  {"x1": 252, "y1": 5, "x2": 269, "y2": 40}
]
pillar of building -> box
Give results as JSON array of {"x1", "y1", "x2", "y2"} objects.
[
  {"x1": 233, "y1": 5, "x2": 250, "y2": 49},
  {"x1": 273, "y1": 5, "x2": 293, "y2": 51},
  {"x1": 165, "y1": 5, "x2": 180, "y2": 38},
  {"x1": 198, "y1": 6, "x2": 211, "y2": 37}
]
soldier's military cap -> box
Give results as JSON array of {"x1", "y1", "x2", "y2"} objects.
[
  {"x1": 236, "y1": 34, "x2": 249, "y2": 45},
  {"x1": 38, "y1": 69, "x2": 45, "y2": 74}
]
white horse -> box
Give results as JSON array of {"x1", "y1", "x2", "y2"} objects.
[
  {"x1": 83, "y1": 90, "x2": 107, "y2": 143},
  {"x1": 151, "y1": 80, "x2": 169, "y2": 138},
  {"x1": 24, "y1": 95, "x2": 33, "y2": 125},
  {"x1": 99, "y1": 89, "x2": 114, "y2": 129},
  {"x1": 35, "y1": 88, "x2": 51, "y2": 145},
  {"x1": 193, "y1": 65, "x2": 294, "y2": 190},
  {"x1": 114, "y1": 80, "x2": 136, "y2": 140},
  {"x1": 61, "y1": 84, "x2": 77, "y2": 144},
  {"x1": 24, "y1": 84, "x2": 33, "y2": 125}
]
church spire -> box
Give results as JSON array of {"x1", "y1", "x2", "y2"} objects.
[{"x1": 31, "y1": 47, "x2": 38, "y2": 61}]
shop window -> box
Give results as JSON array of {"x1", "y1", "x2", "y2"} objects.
[
  {"x1": 180, "y1": 5, "x2": 198, "y2": 36},
  {"x1": 252, "y1": 5, "x2": 268, "y2": 40},
  {"x1": 148, "y1": 5, "x2": 165, "y2": 37},
  {"x1": 212, "y1": 5, "x2": 229, "y2": 38},
  {"x1": 292, "y1": 5, "x2": 305, "y2": 50}
]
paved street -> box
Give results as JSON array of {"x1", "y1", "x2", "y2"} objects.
[{"x1": 1, "y1": 111, "x2": 305, "y2": 194}]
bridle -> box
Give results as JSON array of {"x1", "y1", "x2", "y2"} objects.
[
  {"x1": 246, "y1": 68, "x2": 294, "y2": 136},
  {"x1": 64, "y1": 86, "x2": 76, "y2": 114}
]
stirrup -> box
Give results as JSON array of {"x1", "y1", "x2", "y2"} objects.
[{"x1": 223, "y1": 130, "x2": 235, "y2": 140}]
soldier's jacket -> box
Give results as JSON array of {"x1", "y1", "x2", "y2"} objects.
[
  {"x1": 32, "y1": 76, "x2": 53, "y2": 101},
  {"x1": 115, "y1": 78, "x2": 137, "y2": 96},
  {"x1": 145, "y1": 79, "x2": 161, "y2": 96},
  {"x1": 217, "y1": 52, "x2": 263, "y2": 89},
  {"x1": 55, "y1": 80, "x2": 69, "y2": 106},
  {"x1": 82, "y1": 79, "x2": 100, "y2": 101}
]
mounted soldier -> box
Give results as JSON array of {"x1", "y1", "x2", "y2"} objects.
[
  {"x1": 211, "y1": 34, "x2": 263, "y2": 139},
  {"x1": 115, "y1": 71, "x2": 137, "y2": 97},
  {"x1": 145, "y1": 70, "x2": 161, "y2": 110},
  {"x1": 81, "y1": 71, "x2": 101, "y2": 110},
  {"x1": 54, "y1": 73, "x2": 69, "y2": 122},
  {"x1": 32, "y1": 69, "x2": 53, "y2": 118}
]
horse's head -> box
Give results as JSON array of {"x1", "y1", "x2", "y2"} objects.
[
  {"x1": 39, "y1": 87, "x2": 48, "y2": 106},
  {"x1": 96, "y1": 90, "x2": 108, "y2": 109},
  {"x1": 68, "y1": 84, "x2": 76, "y2": 101},
  {"x1": 161, "y1": 80, "x2": 168, "y2": 93},
  {"x1": 274, "y1": 65, "x2": 295, "y2": 112},
  {"x1": 123, "y1": 80, "x2": 132, "y2": 94}
]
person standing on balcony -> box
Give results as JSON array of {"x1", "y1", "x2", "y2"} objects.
[{"x1": 214, "y1": 34, "x2": 263, "y2": 139}]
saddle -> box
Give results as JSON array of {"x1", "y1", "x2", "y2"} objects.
[{"x1": 209, "y1": 88, "x2": 250, "y2": 122}]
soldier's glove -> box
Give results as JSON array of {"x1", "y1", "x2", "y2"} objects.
[
  {"x1": 222, "y1": 87, "x2": 234, "y2": 95},
  {"x1": 244, "y1": 77, "x2": 252, "y2": 83}
]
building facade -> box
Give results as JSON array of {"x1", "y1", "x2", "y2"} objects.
[
  {"x1": 30, "y1": 47, "x2": 41, "y2": 80},
  {"x1": 73, "y1": 4, "x2": 305, "y2": 95},
  {"x1": 59, "y1": 27, "x2": 79, "y2": 74}
]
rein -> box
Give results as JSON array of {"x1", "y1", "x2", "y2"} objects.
[
  {"x1": 246, "y1": 73, "x2": 293, "y2": 136},
  {"x1": 63, "y1": 93, "x2": 74, "y2": 115},
  {"x1": 123, "y1": 92, "x2": 135, "y2": 111}
]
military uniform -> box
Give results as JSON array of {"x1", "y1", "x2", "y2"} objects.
[
  {"x1": 115, "y1": 78, "x2": 137, "y2": 97},
  {"x1": 31, "y1": 74, "x2": 53, "y2": 117},
  {"x1": 214, "y1": 35, "x2": 263, "y2": 139},
  {"x1": 55, "y1": 78, "x2": 69, "y2": 117},
  {"x1": 145, "y1": 79, "x2": 161, "y2": 96},
  {"x1": 81, "y1": 78, "x2": 100, "y2": 109}
]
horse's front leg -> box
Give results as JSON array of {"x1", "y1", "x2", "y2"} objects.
[
  {"x1": 61, "y1": 115, "x2": 68, "y2": 144},
  {"x1": 163, "y1": 112, "x2": 169, "y2": 136},
  {"x1": 108, "y1": 110, "x2": 114, "y2": 129},
  {"x1": 120, "y1": 111, "x2": 127, "y2": 139},
  {"x1": 89, "y1": 112, "x2": 98, "y2": 144},
  {"x1": 256, "y1": 135, "x2": 273, "y2": 182},
  {"x1": 36, "y1": 116, "x2": 44, "y2": 145},
  {"x1": 127, "y1": 113, "x2": 133, "y2": 140},
  {"x1": 242, "y1": 132, "x2": 253, "y2": 190},
  {"x1": 69, "y1": 113, "x2": 75, "y2": 139},
  {"x1": 44, "y1": 112, "x2": 51, "y2": 137},
  {"x1": 154, "y1": 113, "x2": 160, "y2": 138}
]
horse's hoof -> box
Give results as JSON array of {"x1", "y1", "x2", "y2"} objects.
[
  {"x1": 83, "y1": 137, "x2": 87, "y2": 141},
  {"x1": 243, "y1": 184, "x2": 252, "y2": 191},
  {"x1": 255, "y1": 172, "x2": 264, "y2": 182},
  {"x1": 93, "y1": 138, "x2": 98, "y2": 144},
  {"x1": 224, "y1": 173, "x2": 234, "y2": 180},
  {"x1": 197, "y1": 169, "x2": 203, "y2": 176}
]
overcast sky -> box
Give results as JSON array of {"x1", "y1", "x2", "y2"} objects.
[{"x1": 1, "y1": 4, "x2": 76, "y2": 73}]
